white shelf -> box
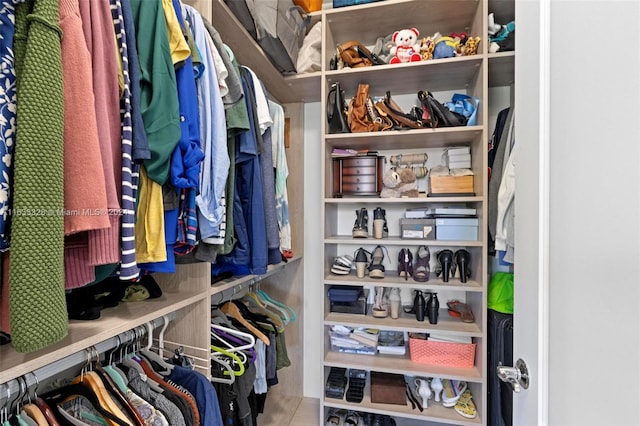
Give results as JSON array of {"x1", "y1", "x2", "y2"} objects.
[
  {"x1": 324, "y1": 272, "x2": 483, "y2": 293},
  {"x1": 324, "y1": 236, "x2": 484, "y2": 247},
  {"x1": 325, "y1": 309, "x2": 482, "y2": 337},
  {"x1": 324, "y1": 351, "x2": 482, "y2": 383}
]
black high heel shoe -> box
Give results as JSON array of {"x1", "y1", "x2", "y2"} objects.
[
  {"x1": 453, "y1": 249, "x2": 471, "y2": 283},
  {"x1": 435, "y1": 249, "x2": 454, "y2": 282}
]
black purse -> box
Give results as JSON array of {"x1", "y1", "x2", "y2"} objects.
[
  {"x1": 327, "y1": 82, "x2": 351, "y2": 134},
  {"x1": 417, "y1": 90, "x2": 467, "y2": 128}
]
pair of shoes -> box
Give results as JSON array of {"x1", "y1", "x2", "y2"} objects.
[
  {"x1": 331, "y1": 254, "x2": 353, "y2": 275},
  {"x1": 435, "y1": 249, "x2": 472, "y2": 282},
  {"x1": 368, "y1": 245, "x2": 387, "y2": 279},
  {"x1": 446, "y1": 300, "x2": 475, "y2": 322},
  {"x1": 397, "y1": 248, "x2": 413, "y2": 280},
  {"x1": 354, "y1": 247, "x2": 371, "y2": 278},
  {"x1": 352, "y1": 207, "x2": 388, "y2": 238},
  {"x1": 371, "y1": 414, "x2": 396, "y2": 426}
]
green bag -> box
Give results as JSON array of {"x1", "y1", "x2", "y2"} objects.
[{"x1": 488, "y1": 272, "x2": 514, "y2": 314}]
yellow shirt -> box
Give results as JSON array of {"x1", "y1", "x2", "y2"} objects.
[
  {"x1": 161, "y1": 0, "x2": 190, "y2": 65},
  {"x1": 135, "y1": 167, "x2": 167, "y2": 263}
]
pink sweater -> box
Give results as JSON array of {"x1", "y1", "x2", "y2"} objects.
[{"x1": 78, "y1": 0, "x2": 122, "y2": 269}]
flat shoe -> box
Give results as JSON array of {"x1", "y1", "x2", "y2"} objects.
[
  {"x1": 454, "y1": 389, "x2": 477, "y2": 419},
  {"x1": 446, "y1": 300, "x2": 474, "y2": 323}
]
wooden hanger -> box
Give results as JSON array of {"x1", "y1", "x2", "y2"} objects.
[{"x1": 220, "y1": 301, "x2": 270, "y2": 345}]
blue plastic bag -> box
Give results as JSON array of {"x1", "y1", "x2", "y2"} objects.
[{"x1": 446, "y1": 94, "x2": 480, "y2": 126}]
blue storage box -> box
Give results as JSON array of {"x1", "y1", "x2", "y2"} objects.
[
  {"x1": 435, "y1": 218, "x2": 479, "y2": 241},
  {"x1": 333, "y1": 0, "x2": 383, "y2": 8}
]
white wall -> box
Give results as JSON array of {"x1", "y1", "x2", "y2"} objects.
[
  {"x1": 546, "y1": 1, "x2": 640, "y2": 424},
  {"x1": 303, "y1": 101, "x2": 323, "y2": 397}
]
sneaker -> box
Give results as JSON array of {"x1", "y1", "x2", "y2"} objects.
[
  {"x1": 372, "y1": 207, "x2": 388, "y2": 239},
  {"x1": 352, "y1": 208, "x2": 369, "y2": 238}
]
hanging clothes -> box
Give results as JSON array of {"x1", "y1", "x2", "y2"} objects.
[
  {"x1": 110, "y1": 0, "x2": 141, "y2": 280},
  {"x1": 214, "y1": 67, "x2": 268, "y2": 276},
  {"x1": 0, "y1": 0, "x2": 18, "y2": 252},
  {"x1": 129, "y1": 0, "x2": 181, "y2": 186},
  {"x1": 269, "y1": 100, "x2": 292, "y2": 252},
  {"x1": 78, "y1": 0, "x2": 123, "y2": 269},
  {"x1": 9, "y1": 0, "x2": 67, "y2": 352},
  {"x1": 183, "y1": 4, "x2": 231, "y2": 243}
]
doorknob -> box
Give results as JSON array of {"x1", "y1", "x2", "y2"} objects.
[{"x1": 497, "y1": 358, "x2": 529, "y2": 393}]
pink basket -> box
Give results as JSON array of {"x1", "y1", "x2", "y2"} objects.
[{"x1": 409, "y1": 338, "x2": 476, "y2": 368}]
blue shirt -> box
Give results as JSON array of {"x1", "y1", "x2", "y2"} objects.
[
  {"x1": 184, "y1": 5, "x2": 230, "y2": 240},
  {"x1": 168, "y1": 365, "x2": 223, "y2": 426}
]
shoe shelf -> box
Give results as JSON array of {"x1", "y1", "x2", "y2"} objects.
[
  {"x1": 324, "y1": 272, "x2": 483, "y2": 293},
  {"x1": 324, "y1": 236, "x2": 484, "y2": 247},
  {"x1": 324, "y1": 309, "x2": 482, "y2": 337},
  {"x1": 324, "y1": 380, "x2": 482, "y2": 426},
  {"x1": 324, "y1": 196, "x2": 484, "y2": 205},
  {"x1": 321, "y1": 0, "x2": 489, "y2": 423},
  {"x1": 324, "y1": 351, "x2": 482, "y2": 384}
]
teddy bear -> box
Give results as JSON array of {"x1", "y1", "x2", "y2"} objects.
[
  {"x1": 380, "y1": 168, "x2": 420, "y2": 198},
  {"x1": 389, "y1": 28, "x2": 422, "y2": 64}
]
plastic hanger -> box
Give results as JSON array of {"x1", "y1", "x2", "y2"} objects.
[
  {"x1": 255, "y1": 289, "x2": 297, "y2": 321},
  {"x1": 210, "y1": 324, "x2": 256, "y2": 363},
  {"x1": 139, "y1": 322, "x2": 174, "y2": 376},
  {"x1": 210, "y1": 345, "x2": 245, "y2": 377},
  {"x1": 209, "y1": 355, "x2": 235, "y2": 385},
  {"x1": 252, "y1": 291, "x2": 291, "y2": 324}
]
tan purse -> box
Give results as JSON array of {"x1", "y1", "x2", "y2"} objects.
[
  {"x1": 348, "y1": 84, "x2": 377, "y2": 132},
  {"x1": 337, "y1": 41, "x2": 385, "y2": 68}
]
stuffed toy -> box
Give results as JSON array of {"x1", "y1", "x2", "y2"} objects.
[
  {"x1": 433, "y1": 35, "x2": 460, "y2": 59},
  {"x1": 419, "y1": 37, "x2": 435, "y2": 61},
  {"x1": 462, "y1": 36, "x2": 481, "y2": 56},
  {"x1": 380, "y1": 168, "x2": 420, "y2": 198},
  {"x1": 389, "y1": 28, "x2": 422, "y2": 64}
]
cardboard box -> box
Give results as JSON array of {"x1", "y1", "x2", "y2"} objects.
[
  {"x1": 430, "y1": 175, "x2": 474, "y2": 194},
  {"x1": 370, "y1": 371, "x2": 407, "y2": 405},
  {"x1": 435, "y1": 218, "x2": 479, "y2": 241},
  {"x1": 400, "y1": 218, "x2": 435, "y2": 240}
]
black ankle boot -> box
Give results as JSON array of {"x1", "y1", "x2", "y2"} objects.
[
  {"x1": 352, "y1": 208, "x2": 369, "y2": 238},
  {"x1": 453, "y1": 249, "x2": 471, "y2": 283},
  {"x1": 436, "y1": 249, "x2": 454, "y2": 282}
]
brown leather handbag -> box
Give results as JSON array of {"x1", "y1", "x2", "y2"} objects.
[
  {"x1": 338, "y1": 41, "x2": 385, "y2": 68},
  {"x1": 376, "y1": 91, "x2": 425, "y2": 129},
  {"x1": 348, "y1": 83, "x2": 377, "y2": 132}
]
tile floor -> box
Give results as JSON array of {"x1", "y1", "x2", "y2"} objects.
[{"x1": 259, "y1": 395, "x2": 320, "y2": 425}]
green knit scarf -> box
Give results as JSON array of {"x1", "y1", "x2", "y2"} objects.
[{"x1": 9, "y1": 0, "x2": 67, "y2": 352}]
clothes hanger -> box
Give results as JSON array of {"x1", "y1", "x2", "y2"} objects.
[
  {"x1": 242, "y1": 292, "x2": 286, "y2": 330},
  {"x1": 251, "y1": 290, "x2": 290, "y2": 324},
  {"x1": 210, "y1": 324, "x2": 256, "y2": 361},
  {"x1": 208, "y1": 347, "x2": 236, "y2": 385},
  {"x1": 73, "y1": 348, "x2": 136, "y2": 426},
  {"x1": 210, "y1": 331, "x2": 248, "y2": 365},
  {"x1": 210, "y1": 345, "x2": 245, "y2": 377},
  {"x1": 138, "y1": 321, "x2": 174, "y2": 376},
  {"x1": 220, "y1": 301, "x2": 270, "y2": 345},
  {"x1": 255, "y1": 289, "x2": 297, "y2": 321}
]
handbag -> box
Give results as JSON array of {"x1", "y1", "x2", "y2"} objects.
[
  {"x1": 347, "y1": 83, "x2": 377, "y2": 132},
  {"x1": 376, "y1": 91, "x2": 424, "y2": 129},
  {"x1": 337, "y1": 41, "x2": 386, "y2": 68},
  {"x1": 327, "y1": 82, "x2": 350, "y2": 134},
  {"x1": 418, "y1": 90, "x2": 467, "y2": 128}
]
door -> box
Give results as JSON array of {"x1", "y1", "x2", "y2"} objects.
[{"x1": 512, "y1": 0, "x2": 549, "y2": 424}]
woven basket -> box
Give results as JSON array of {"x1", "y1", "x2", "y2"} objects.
[{"x1": 409, "y1": 338, "x2": 476, "y2": 368}]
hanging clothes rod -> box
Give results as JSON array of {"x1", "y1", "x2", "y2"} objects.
[{"x1": 0, "y1": 312, "x2": 176, "y2": 397}]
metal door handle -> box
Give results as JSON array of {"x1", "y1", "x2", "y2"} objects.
[{"x1": 497, "y1": 358, "x2": 529, "y2": 393}]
